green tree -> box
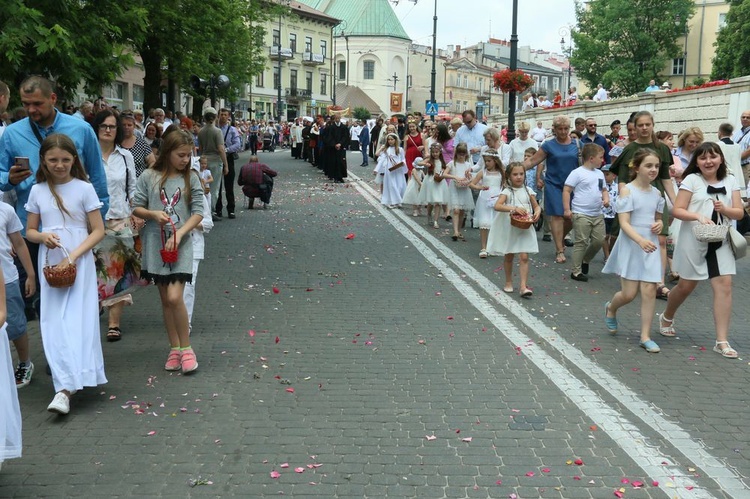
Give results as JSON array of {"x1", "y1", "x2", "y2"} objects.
[
  {"x1": 353, "y1": 107, "x2": 371, "y2": 121},
  {"x1": 136, "y1": 0, "x2": 274, "y2": 113},
  {"x1": 570, "y1": 0, "x2": 695, "y2": 96},
  {"x1": 0, "y1": 0, "x2": 146, "y2": 103},
  {"x1": 712, "y1": 0, "x2": 750, "y2": 80}
]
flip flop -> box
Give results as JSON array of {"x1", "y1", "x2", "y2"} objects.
[
  {"x1": 520, "y1": 288, "x2": 533, "y2": 298},
  {"x1": 503, "y1": 286, "x2": 514, "y2": 293}
]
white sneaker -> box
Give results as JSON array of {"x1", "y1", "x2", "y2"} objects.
[{"x1": 47, "y1": 392, "x2": 70, "y2": 414}]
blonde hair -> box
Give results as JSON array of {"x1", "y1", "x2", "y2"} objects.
[
  {"x1": 552, "y1": 115, "x2": 570, "y2": 128},
  {"x1": 677, "y1": 126, "x2": 704, "y2": 147}
]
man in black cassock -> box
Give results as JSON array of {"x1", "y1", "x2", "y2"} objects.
[{"x1": 324, "y1": 114, "x2": 350, "y2": 183}]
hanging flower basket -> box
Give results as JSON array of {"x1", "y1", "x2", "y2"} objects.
[{"x1": 493, "y1": 69, "x2": 534, "y2": 94}]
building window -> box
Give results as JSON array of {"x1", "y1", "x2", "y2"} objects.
[
  {"x1": 672, "y1": 57, "x2": 685, "y2": 75},
  {"x1": 305, "y1": 36, "x2": 312, "y2": 54},
  {"x1": 541, "y1": 76, "x2": 548, "y2": 90},
  {"x1": 306, "y1": 71, "x2": 313, "y2": 91},
  {"x1": 338, "y1": 60, "x2": 346, "y2": 80},
  {"x1": 364, "y1": 60, "x2": 375, "y2": 80},
  {"x1": 273, "y1": 29, "x2": 280, "y2": 47},
  {"x1": 290, "y1": 69, "x2": 297, "y2": 90},
  {"x1": 553, "y1": 77, "x2": 560, "y2": 90},
  {"x1": 320, "y1": 73, "x2": 327, "y2": 95},
  {"x1": 320, "y1": 40, "x2": 327, "y2": 56},
  {"x1": 256, "y1": 71, "x2": 265, "y2": 87},
  {"x1": 718, "y1": 12, "x2": 727, "y2": 30},
  {"x1": 273, "y1": 67, "x2": 280, "y2": 90},
  {"x1": 132, "y1": 85, "x2": 144, "y2": 107},
  {"x1": 105, "y1": 81, "x2": 124, "y2": 107},
  {"x1": 463, "y1": 75, "x2": 468, "y2": 88}
]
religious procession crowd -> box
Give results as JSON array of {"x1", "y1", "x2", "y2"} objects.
[
  {"x1": 0, "y1": 76, "x2": 287, "y2": 468},
  {"x1": 330, "y1": 108, "x2": 749, "y2": 364},
  {"x1": 2, "y1": 73, "x2": 750, "y2": 470}
]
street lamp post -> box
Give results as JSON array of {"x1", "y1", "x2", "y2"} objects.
[
  {"x1": 276, "y1": 0, "x2": 291, "y2": 123},
  {"x1": 559, "y1": 27, "x2": 573, "y2": 98},
  {"x1": 506, "y1": 0, "x2": 519, "y2": 142}
]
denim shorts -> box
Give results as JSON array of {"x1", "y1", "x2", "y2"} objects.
[{"x1": 5, "y1": 280, "x2": 27, "y2": 341}]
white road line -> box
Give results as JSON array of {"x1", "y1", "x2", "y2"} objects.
[{"x1": 348, "y1": 173, "x2": 748, "y2": 497}]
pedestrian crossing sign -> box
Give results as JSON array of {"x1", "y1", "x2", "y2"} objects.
[{"x1": 425, "y1": 101, "x2": 438, "y2": 116}]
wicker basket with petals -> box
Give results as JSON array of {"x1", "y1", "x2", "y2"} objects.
[{"x1": 43, "y1": 246, "x2": 77, "y2": 288}]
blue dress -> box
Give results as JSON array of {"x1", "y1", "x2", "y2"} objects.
[
  {"x1": 602, "y1": 184, "x2": 665, "y2": 282},
  {"x1": 541, "y1": 139, "x2": 580, "y2": 216}
]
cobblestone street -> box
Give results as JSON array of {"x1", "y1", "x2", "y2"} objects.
[{"x1": 1, "y1": 148, "x2": 749, "y2": 498}]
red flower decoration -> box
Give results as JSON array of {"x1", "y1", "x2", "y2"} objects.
[{"x1": 493, "y1": 69, "x2": 534, "y2": 93}]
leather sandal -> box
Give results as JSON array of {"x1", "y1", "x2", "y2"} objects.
[
  {"x1": 107, "y1": 326, "x2": 122, "y2": 342},
  {"x1": 713, "y1": 341, "x2": 738, "y2": 359}
]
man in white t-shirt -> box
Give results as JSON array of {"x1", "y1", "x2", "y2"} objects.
[
  {"x1": 530, "y1": 121, "x2": 547, "y2": 143},
  {"x1": 593, "y1": 84, "x2": 608, "y2": 102},
  {"x1": 349, "y1": 122, "x2": 362, "y2": 151},
  {"x1": 717, "y1": 122, "x2": 745, "y2": 195}
]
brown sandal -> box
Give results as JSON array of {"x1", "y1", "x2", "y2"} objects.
[{"x1": 107, "y1": 326, "x2": 122, "y2": 342}]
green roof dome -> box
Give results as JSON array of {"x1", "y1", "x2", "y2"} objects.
[{"x1": 298, "y1": 0, "x2": 411, "y2": 40}]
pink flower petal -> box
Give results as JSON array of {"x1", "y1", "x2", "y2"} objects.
[
  {"x1": 146, "y1": 431, "x2": 156, "y2": 436},
  {"x1": 525, "y1": 472, "x2": 535, "y2": 477},
  {"x1": 652, "y1": 481, "x2": 659, "y2": 486},
  {"x1": 280, "y1": 463, "x2": 289, "y2": 468},
  {"x1": 248, "y1": 330, "x2": 255, "y2": 337},
  {"x1": 270, "y1": 471, "x2": 280, "y2": 479},
  {"x1": 344, "y1": 233, "x2": 356, "y2": 239},
  {"x1": 631, "y1": 481, "x2": 643, "y2": 488},
  {"x1": 272, "y1": 287, "x2": 280, "y2": 294},
  {"x1": 614, "y1": 491, "x2": 624, "y2": 498},
  {"x1": 621, "y1": 478, "x2": 630, "y2": 484},
  {"x1": 541, "y1": 468, "x2": 550, "y2": 473},
  {"x1": 275, "y1": 336, "x2": 280, "y2": 344},
  {"x1": 495, "y1": 480, "x2": 502, "y2": 485},
  {"x1": 573, "y1": 476, "x2": 581, "y2": 480},
  {"x1": 574, "y1": 459, "x2": 584, "y2": 465},
  {"x1": 285, "y1": 387, "x2": 295, "y2": 393},
  {"x1": 294, "y1": 467, "x2": 305, "y2": 473},
  {"x1": 447, "y1": 316, "x2": 454, "y2": 320}
]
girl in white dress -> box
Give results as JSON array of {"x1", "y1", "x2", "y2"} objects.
[
  {"x1": 658, "y1": 143, "x2": 744, "y2": 358},
  {"x1": 602, "y1": 149, "x2": 665, "y2": 353},
  {"x1": 469, "y1": 148, "x2": 504, "y2": 258},
  {"x1": 25, "y1": 134, "x2": 107, "y2": 414},
  {"x1": 489, "y1": 162, "x2": 541, "y2": 296},
  {"x1": 1, "y1": 271, "x2": 22, "y2": 469},
  {"x1": 443, "y1": 144, "x2": 475, "y2": 240},
  {"x1": 416, "y1": 143, "x2": 449, "y2": 229},
  {"x1": 373, "y1": 125, "x2": 396, "y2": 194},
  {"x1": 377, "y1": 133, "x2": 407, "y2": 208},
  {"x1": 402, "y1": 160, "x2": 424, "y2": 216}
]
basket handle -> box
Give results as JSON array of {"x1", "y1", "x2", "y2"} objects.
[
  {"x1": 45, "y1": 245, "x2": 72, "y2": 266},
  {"x1": 160, "y1": 219, "x2": 177, "y2": 249}
]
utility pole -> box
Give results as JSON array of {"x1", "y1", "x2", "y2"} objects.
[{"x1": 390, "y1": 73, "x2": 399, "y2": 91}]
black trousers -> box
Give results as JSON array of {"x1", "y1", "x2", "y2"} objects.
[
  {"x1": 249, "y1": 136, "x2": 258, "y2": 155},
  {"x1": 16, "y1": 239, "x2": 40, "y2": 316},
  {"x1": 215, "y1": 155, "x2": 236, "y2": 215}
]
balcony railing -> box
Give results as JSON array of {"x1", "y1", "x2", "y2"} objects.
[
  {"x1": 302, "y1": 52, "x2": 325, "y2": 65},
  {"x1": 286, "y1": 87, "x2": 312, "y2": 99},
  {"x1": 270, "y1": 46, "x2": 294, "y2": 60}
]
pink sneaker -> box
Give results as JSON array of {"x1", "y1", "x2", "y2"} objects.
[
  {"x1": 181, "y1": 348, "x2": 198, "y2": 374},
  {"x1": 164, "y1": 350, "x2": 181, "y2": 371}
]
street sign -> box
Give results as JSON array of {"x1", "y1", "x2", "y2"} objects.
[{"x1": 425, "y1": 100, "x2": 438, "y2": 116}]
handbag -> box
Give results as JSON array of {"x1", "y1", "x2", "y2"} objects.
[
  {"x1": 728, "y1": 226, "x2": 747, "y2": 259},
  {"x1": 692, "y1": 182, "x2": 730, "y2": 243},
  {"x1": 509, "y1": 187, "x2": 534, "y2": 229},
  {"x1": 159, "y1": 220, "x2": 179, "y2": 265}
]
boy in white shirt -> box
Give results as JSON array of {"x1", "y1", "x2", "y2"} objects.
[
  {"x1": 0, "y1": 203, "x2": 36, "y2": 387},
  {"x1": 563, "y1": 143, "x2": 610, "y2": 282}
]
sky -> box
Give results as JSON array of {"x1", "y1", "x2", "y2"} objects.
[{"x1": 392, "y1": 0, "x2": 578, "y2": 55}]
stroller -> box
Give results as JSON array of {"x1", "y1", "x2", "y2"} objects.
[{"x1": 262, "y1": 132, "x2": 275, "y2": 152}]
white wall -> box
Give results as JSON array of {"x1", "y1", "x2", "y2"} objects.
[{"x1": 502, "y1": 76, "x2": 750, "y2": 141}]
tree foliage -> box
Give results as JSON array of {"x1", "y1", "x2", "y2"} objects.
[
  {"x1": 136, "y1": 0, "x2": 275, "y2": 113},
  {"x1": 570, "y1": 0, "x2": 695, "y2": 96},
  {"x1": 0, "y1": 0, "x2": 147, "y2": 104},
  {"x1": 712, "y1": 0, "x2": 750, "y2": 80},
  {"x1": 353, "y1": 107, "x2": 371, "y2": 120}
]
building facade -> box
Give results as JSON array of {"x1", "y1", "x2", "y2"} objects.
[
  {"x1": 252, "y1": 1, "x2": 339, "y2": 121},
  {"x1": 666, "y1": 0, "x2": 729, "y2": 89},
  {"x1": 299, "y1": 0, "x2": 411, "y2": 117}
]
